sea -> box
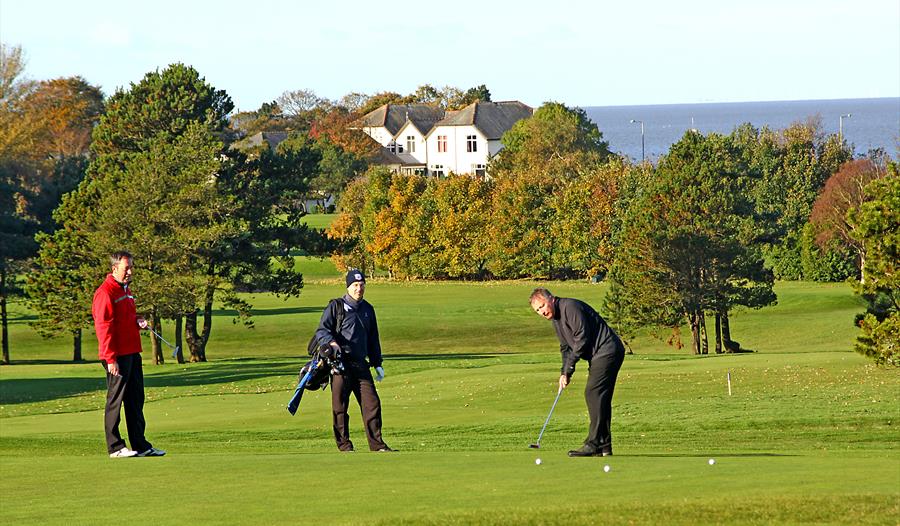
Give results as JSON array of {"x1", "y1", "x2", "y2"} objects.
[{"x1": 582, "y1": 98, "x2": 899, "y2": 162}]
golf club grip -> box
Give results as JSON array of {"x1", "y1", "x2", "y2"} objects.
[
  {"x1": 286, "y1": 361, "x2": 319, "y2": 415},
  {"x1": 287, "y1": 386, "x2": 304, "y2": 415}
]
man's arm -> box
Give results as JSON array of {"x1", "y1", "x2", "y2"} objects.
[
  {"x1": 313, "y1": 300, "x2": 340, "y2": 352},
  {"x1": 91, "y1": 290, "x2": 116, "y2": 365},
  {"x1": 367, "y1": 306, "x2": 382, "y2": 368}
]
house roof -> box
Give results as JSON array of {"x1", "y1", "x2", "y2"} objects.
[
  {"x1": 373, "y1": 148, "x2": 424, "y2": 167},
  {"x1": 433, "y1": 101, "x2": 533, "y2": 140},
  {"x1": 354, "y1": 104, "x2": 445, "y2": 136},
  {"x1": 240, "y1": 131, "x2": 289, "y2": 149}
]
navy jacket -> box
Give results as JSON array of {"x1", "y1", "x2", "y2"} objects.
[
  {"x1": 551, "y1": 297, "x2": 624, "y2": 377},
  {"x1": 314, "y1": 296, "x2": 383, "y2": 368}
]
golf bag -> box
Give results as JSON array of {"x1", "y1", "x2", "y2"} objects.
[{"x1": 287, "y1": 299, "x2": 346, "y2": 415}]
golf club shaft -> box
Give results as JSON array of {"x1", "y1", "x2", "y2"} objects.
[
  {"x1": 534, "y1": 387, "x2": 564, "y2": 445},
  {"x1": 149, "y1": 327, "x2": 176, "y2": 350}
]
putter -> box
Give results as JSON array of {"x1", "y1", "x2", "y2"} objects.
[
  {"x1": 148, "y1": 327, "x2": 180, "y2": 358},
  {"x1": 529, "y1": 386, "x2": 563, "y2": 449}
]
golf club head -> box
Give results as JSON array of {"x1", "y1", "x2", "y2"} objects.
[
  {"x1": 171, "y1": 346, "x2": 180, "y2": 359},
  {"x1": 528, "y1": 443, "x2": 540, "y2": 449}
]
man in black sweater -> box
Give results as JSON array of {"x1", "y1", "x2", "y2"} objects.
[
  {"x1": 314, "y1": 269, "x2": 391, "y2": 452},
  {"x1": 529, "y1": 287, "x2": 626, "y2": 457}
]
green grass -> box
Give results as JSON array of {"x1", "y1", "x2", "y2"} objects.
[
  {"x1": 301, "y1": 212, "x2": 336, "y2": 230},
  {"x1": 1, "y1": 280, "x2": 898, "y2": 525}
]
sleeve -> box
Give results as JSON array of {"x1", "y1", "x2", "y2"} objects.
[
  {"x1": 92, "y1": 289, "x2": 116, "y2": 364},
  {"x1": 367, "y1": 307, "x2": 383, "y2": 368},
  {"x1": 313, "y1": 300, "x2": 340, "y2": 349},
  {"x1": 559, "y1": 302, "x2": 590, "y2": 377}
]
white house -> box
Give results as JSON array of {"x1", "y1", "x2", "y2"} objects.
[{"x1": 353, "y1": 101, "x2": 533, "y2": 177}]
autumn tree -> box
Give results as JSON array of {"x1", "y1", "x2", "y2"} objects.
[
  {"x1": 809, "y1": 159, "x2": 886, "y2": 281},
  {"x1": 488, "y1": 102, "x2": 611, "y2": 278}
]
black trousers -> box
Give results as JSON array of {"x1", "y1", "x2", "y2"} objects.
[
  {"x1": 583, "y1": 342, "x2": 626, "y2": 452},
  {"x1": 103, "y1": 353, "x2": 152, "y2": 454},
  {"x1": 331, "y1": 366, "x2": 387, "y2": 451}
]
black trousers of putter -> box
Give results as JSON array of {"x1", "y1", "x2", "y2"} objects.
[
  {"x1": 331, "y1": 365, "x2": 387, "y2": 451},
  {"x1": 103, "y1": 353, "x2": 152, "y2": 454},
  {"x1": 583, "y1": 342, "x2": 626, "y2": 452}
]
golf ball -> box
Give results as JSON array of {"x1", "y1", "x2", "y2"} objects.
[
  {"x1": 603, "y1": 464, "x2": 611, "y2": 472},
  {"x1": 708, "y1": 458, "x2": 716, "y2": 465},
  {"x1": 535, "y1": 458, "x2": 542, "y2": 465}
]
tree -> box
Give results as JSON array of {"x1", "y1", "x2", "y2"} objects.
[
  {"x1": 0, "y1": 43, "x2": 39, "y2": 363},
  {"x1": 428, "y1": 175, "x2": 493, "y2": 278},
  {"x1": 809, "y1": 159, "x2": 886, "y2": 281},
  {"x1": 487, "y1": 102, "x2": 612, "y2": 279},
  {"x1": 356, "y1": 91, "x2": 404, "y2": 115},
  {"x1": 847, "y1": 164, "x2": 899, "y2": 366},
  {"x1": 607, "y1": 131, "x2": 775, "y2": 354},
  {"x1": 328, "y1": 176, "x2": 372, "y2": 273},
  {"x1": 735, "y1": 119, "x2": 852, "y2": 279}
]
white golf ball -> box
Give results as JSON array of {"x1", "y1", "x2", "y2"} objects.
[
  {"x1": 603, "y1": 464, "x2": 611, "y2": 472},
  {"x1": 535, "y1": 458, "x2": 542, "y2": 465},
  {"x1": 708, "y1": 458, "x2": 716, "y2": 465}
]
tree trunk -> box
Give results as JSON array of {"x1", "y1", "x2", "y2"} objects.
[
  {"x1": 151, "y1": 312, "x2": 164, "y2": 365},
  {"x1": 185, "y1": 310, "x2": 203, "y2": 362},
  {"x1": 198, "y1": 294, "x2": 213, "y2": 362},
  {"x1": 174, "y1": 316, "x2": 184, "y2": 364},
  {"x1": 1, "y1": 297, "x2": 8, "y2": 365},
  {"x1": 1, "y1": 267, "x2": 9, "y2": 364},
  {"x1": 699, "y1": 311, "x2": 709, "y2": 355},
  {"x1": 714, "y1": 313, "x2": 723, "y2": 354},
  {"x1": 72, "y1": 329, "x2": 83, "y2": 361},
  {"x1": 689, "y1": 311, "x2": 701, "y2": 355}
]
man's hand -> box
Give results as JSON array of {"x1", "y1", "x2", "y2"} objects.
[
  {"x1": 108, "y1": 361, "x2": 120, "y2": 377},
  {"x1": 375, "y1": 366, "x2": 385, "y2": 382},
  {"x1": 137, "y1": 317, "x2": 148, "y2": 329},
  {"x1": 558, "y1": 374, "x2": 569, "y2": 390}
]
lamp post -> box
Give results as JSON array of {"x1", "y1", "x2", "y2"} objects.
[
  {"x1": 630, "y1": 119, "x2": 644, "y2": 162},
  {"x1": 839, "y1": 113, "x2": 852, "y2": 142}
]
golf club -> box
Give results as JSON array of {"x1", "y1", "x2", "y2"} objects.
[
  {"x1": 529, "y1": 386, "x2": 563, "y2": 449},
  {"x1": 148, "y1": 327, "x2": 180, "y2": 358}
]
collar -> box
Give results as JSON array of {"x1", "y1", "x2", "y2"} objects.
[{"x1": 551, "y1": 297, "x2": 561, "y2": 320}]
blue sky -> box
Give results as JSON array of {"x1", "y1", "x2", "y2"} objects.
[{"x1": 2, "y1": 0, "x2": 898, "y2": 112}]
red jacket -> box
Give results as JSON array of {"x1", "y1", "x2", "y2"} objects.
[{"x1": 92, "y1": 274, "x2": 143, "y2": 364}]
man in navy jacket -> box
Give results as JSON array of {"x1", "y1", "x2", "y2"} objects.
[{"x1": 314, "y1": 270, "x2": 391, "y2": 452}]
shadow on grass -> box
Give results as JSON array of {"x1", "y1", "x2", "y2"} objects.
[
  {"x1": 212, "y1": 306, "x2": 324, "y2": 317},
  {"x1": 0, "y1": 354, "x2": 516, "y2": 405},
  {"x1": 626, "y1": 452, "x2": 796, "y2": 457},
  {"x1": 0, "y1": 376, "x2": 105, "y2": 405},
  {"x1": 385, "y1": 353, "x2": 514, "y2": 361},
  {"x1": 0, "y1": 360, "x2": 299, "y2": 405}
]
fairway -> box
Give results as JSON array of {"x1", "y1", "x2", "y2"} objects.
[{"x1": 1, "y1": 280, "x2": 898, "y2": 525}]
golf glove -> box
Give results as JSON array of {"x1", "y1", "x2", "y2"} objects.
[{"x1": 375, "y1": 366, "x2": 385, "y2": 382}]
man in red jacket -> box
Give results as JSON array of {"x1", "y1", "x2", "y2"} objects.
[{"x1": 92, "y1": 251, "x2": 165, "y2": 458}]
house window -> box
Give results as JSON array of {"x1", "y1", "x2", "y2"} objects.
[
  {"x1": 406, "y1": 135, "x2": 415, "y2": 153},
  {"x1": 437, "y1": 135, "x2": 448, "y2": 153},
  {"x1": 388, "y1": 141, "x2": 403, "y2": 154},
  {"x1": 432, "y1": 164, "x2": 445, "y2": 178},
  {"x1": 466, "y1": 135, "x2": 477, "y2": 152},
  {"x1": 473, "y1": 164, "x2": 486, "y2": 177}
]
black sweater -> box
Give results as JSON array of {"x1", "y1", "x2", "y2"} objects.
[{"x1": 551, "y1": 297, "x2": 623, "y2": 377}]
